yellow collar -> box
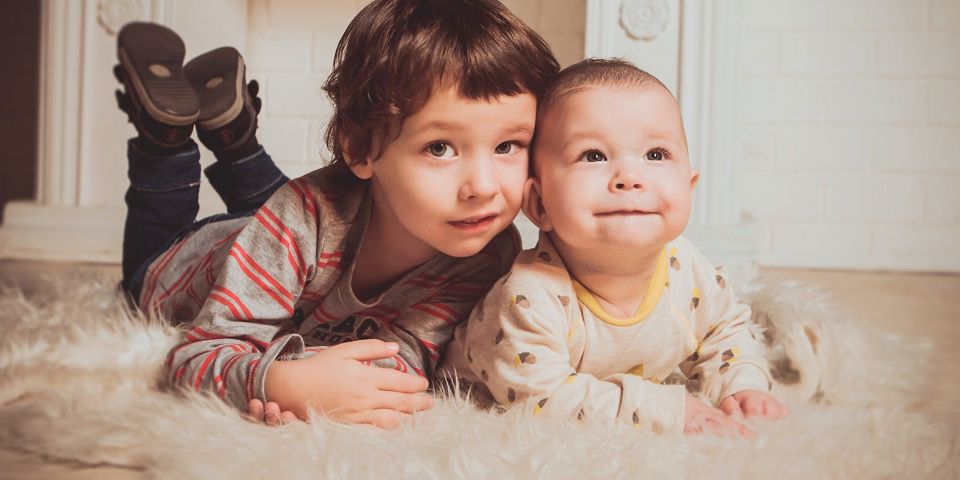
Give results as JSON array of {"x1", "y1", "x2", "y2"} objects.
[{"x1": 572, "y1": 248, "x2": 669, "y2": 327}]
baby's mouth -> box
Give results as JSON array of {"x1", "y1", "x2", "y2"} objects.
[{"x1": 595, "y1": 210, "x2": 654, "y2": 217}]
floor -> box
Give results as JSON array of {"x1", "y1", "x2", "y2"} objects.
[{"x1": 0, "y1": 260, "x2": 958, "y2": 479}]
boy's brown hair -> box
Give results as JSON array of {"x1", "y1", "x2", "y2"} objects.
[{"x1": 323, "y1": 0, "x2": 560, "y2": 168}]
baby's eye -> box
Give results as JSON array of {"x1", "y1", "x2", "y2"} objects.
[
  {"x1": 426, "y1": 142, "x2": 455, "y2": 159},
  {"x1": 494, "y1": 141, "x2": 519, "y2": 155},
  {"x1": 581, "y1": 150, "x2": 607, "y2": 162},
  {"x1": 646, "y1": 148, "x2": 669, "y2": 161}
]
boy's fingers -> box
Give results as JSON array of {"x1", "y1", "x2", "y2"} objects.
[
  {"x1": 372, "y1": 391, "x2": 434, "y2": 413},
  {"x1": 330, "y1": 339, "x2": 400, "y2": 362},
  {"x1": 265, "y1": 402, "x2": 282, "y2": 426},
  {"x1": 373, "y1": 369, "x2": 430, "y2": 393},
  {"x1": 280, "y1": 411, "x2": 299, "y2": 424},
  {"x1": 344, "y1": 409, "x2": 411, "y2": 430},
  {"x1": 247, "y1": 399, "x2": 264, "y2": 421}
]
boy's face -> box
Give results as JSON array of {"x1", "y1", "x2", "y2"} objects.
[
  {"x1": 528, "y1": 84, "x2": 698, "y2": 254},
  {"x1": 351, "y1": 85, "x2": 536, "y2": 258}
]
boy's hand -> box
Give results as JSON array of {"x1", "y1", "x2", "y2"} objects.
[
  {"x1": 246, "y1": 399, "x2": 298, "y2": 426},
  {"x1": 265, "y1": 339, "x2": 434, "y2": 429},
  {"x1": 684, "y1": 393, "x2": 755, "y2": 437},
  {"x1": 719, "y1": 390, "x2": 790, "y2": 420}
]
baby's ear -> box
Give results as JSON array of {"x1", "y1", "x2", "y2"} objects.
[
  {"x1": 521, "y1": 178, "x2": 552, "y2": 231},
  {"x1": 689, "y1": 168, "x2": 700, "y2": 190}
]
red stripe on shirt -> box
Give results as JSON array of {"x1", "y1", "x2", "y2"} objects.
[
  {"x1": 228, "y1": 246, "x2": 294, "y2": 315},
  {"x1": 256, "y1": 207, "x2": 306, "y2": 283},
  {"x1": 210, "y1": 292, "x2": 244, "y2": 320},
  {"x1": 233, "y1": 243, "x2": 294, "y2": 301},
  {"x1": 212, "y1": 285, "x2": 254, "y2": 320},
  {"x1": 411, "y1": 304, "x2": 457, "y2": 325},
  {"x1": 288, "y1": 179, "x2": 318, "y2": 218}
]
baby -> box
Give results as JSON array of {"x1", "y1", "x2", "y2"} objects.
[{"x1": 440, "y1": 59, "x2": 788, "y2": 436}]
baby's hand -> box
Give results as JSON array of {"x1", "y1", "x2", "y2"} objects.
[
  {"x1": 719, "y1": 389, "x2": 789, "y2": 420},
  {"x1": 245, "y1": 399, "x2": 299, "y2": 426},
  {"x1": 684, "y1": 393, "x2": 755, "y2": 437}
]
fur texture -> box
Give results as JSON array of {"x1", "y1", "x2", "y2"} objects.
[{"x1": 0, "y1": 272, "x2": 956, "y2": 479}]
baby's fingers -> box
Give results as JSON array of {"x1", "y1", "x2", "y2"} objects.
[
  {"x1": 740, "y1": 396, "x2": 765, "y2": 418},
  {"x1": 719, "y1": 396, "x2": 743, "y2": 417}
]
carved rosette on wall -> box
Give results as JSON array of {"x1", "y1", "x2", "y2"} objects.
[
  {"x1": 97, "y1": 0, "x2": 148, "y2": 35},
  {"x1": 619, "y1": 0, "x2": 670, "y2": 42}
]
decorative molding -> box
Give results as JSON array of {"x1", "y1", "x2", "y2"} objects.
[
  {"x1": 619, "y1": 0, "x2": 670, "y2": 42},
  {"x1": 97, "y1": 0, "x2": 147, "y2": 35},
  {"x1": 585, "y1": 0, "x2": 753, "y2": 264}
]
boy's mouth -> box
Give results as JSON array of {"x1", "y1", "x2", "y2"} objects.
[{"x1": 449, "y1": 214, "x2": 497, "y2": 231}]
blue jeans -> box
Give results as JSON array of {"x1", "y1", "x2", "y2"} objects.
[{"x1": 120, "y1": 138, "x2": 288, "y2": 302}]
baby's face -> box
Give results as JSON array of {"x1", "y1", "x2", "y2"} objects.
[{"x1": 531, "y1": 84, "x2": 697, "y2": 253}]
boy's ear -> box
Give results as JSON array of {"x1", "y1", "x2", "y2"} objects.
[
  {"x1": 689, "y1": 168, "x2": 700, "y2": 190},
  {"x1": 521, "y1": 177, "x2": 552, "y2": 232},
  {"x1": 346, "y1": 157, "x2": 374, "y2": 180},
  {"x1": 341, "y1": 133, "x2": 374, "y2": 180}
]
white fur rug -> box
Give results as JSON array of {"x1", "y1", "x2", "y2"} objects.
[{"x1": 0, "y1": 271, "x2": 956, "y2": 479}]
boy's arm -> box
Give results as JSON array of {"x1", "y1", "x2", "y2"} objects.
[
  {"x1": 367, "y1": 230, "x2": 519, "y2": 379},
  {"x1": 456, "y1": 271, "x2": 686, "y2": 433},
  {"x1": 678, "y1": 252, "x2": 771, "y2": 405},
  {"x1": 366, "y1": 278, "x2": 488, "y2": 378},
  {"x1": 164, "y1": 177, "x2": 319, "y2": 412}
]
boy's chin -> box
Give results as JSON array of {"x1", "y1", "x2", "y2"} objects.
[{"x1": 433, "y1": 236, "x2": 492, "y2": 258}]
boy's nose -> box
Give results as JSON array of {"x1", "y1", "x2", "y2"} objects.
[{"x1": 459, "y1": 157, "x2": 498, "y2": 201}]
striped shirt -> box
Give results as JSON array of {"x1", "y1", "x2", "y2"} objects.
[{"x1": 142, "y1": 165, "x2": 519, "y2": 411}]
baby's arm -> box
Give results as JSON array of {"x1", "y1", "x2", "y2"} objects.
[
  {"x1": 677, "y1": 247, "x2": 784, "y2": 418},
  {"x1": 458, "y1": 273, "x2": 686, "y2": 433}
]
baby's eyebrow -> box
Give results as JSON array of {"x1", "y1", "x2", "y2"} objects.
[{"x1": 559, "y1": 131, "x2": 601, "y2": 151}]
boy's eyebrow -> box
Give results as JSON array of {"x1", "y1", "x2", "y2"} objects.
[
  {"x1": 411, "y1": 121, "x2": 534, "y2": 137},
  {"x1": 412, "y1": 121, "x2": 463, "y2": 135},
  {"x1": 502, "y1": 124, "x2": 534, "y2": 136}
]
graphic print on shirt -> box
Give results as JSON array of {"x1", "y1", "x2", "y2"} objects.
[{"x1": 309, "y1": 314, "x2": 381, "y2": 345}]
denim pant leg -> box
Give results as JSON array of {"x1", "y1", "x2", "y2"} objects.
[
  {"x1": 204, "y1": 146, "x2": 289, "y2": 214},
  {"x1": 120, "y1": 139, "x2": 202, "y2": 293}
]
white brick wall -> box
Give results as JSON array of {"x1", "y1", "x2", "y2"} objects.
[
  {"x1": 245, "y1": 0, "x2": 584, "y2": 173},
  {"x1": 735, "y1": 0, "x2": 960, "y2": 271}
]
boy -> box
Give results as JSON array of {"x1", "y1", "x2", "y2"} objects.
[
  {"x1": 439, "y1": 59, "x2": 788, "y2": 436},
  {"x1": 114, "y1": 0, "x2": 559, "y2": 428}
]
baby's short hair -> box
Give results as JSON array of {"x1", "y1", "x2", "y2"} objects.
[
  {"x1": 531, "y1": 58, "x2": 682, "y2": 174},
  {"x1": 537, "y1": 58, "x2": 670, "y2": 118},
  {"x1": 323, "y1": 0, "x2": 560, "y2": 168}
]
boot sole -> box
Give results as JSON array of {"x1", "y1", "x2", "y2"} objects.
[
  {"x1": 117, "y1": 22, "x2": 199, "y2": 127},
  {"x1": 184, "y1": 47, "x2": 246, "y2": 131}
]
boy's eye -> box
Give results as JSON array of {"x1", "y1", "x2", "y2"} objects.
[
  {"x1": 646, "y1": 148, "x2": 669, "y2": 161},
  {"x1": 426, "y1": 142, "x2": 455, "y2": 159},
  {"x1": 581, "y1": 150, "x2": 607, "y2": 162},
  {"x1": 494, "y1": 141, "x2": 518, "y2": 155}
]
